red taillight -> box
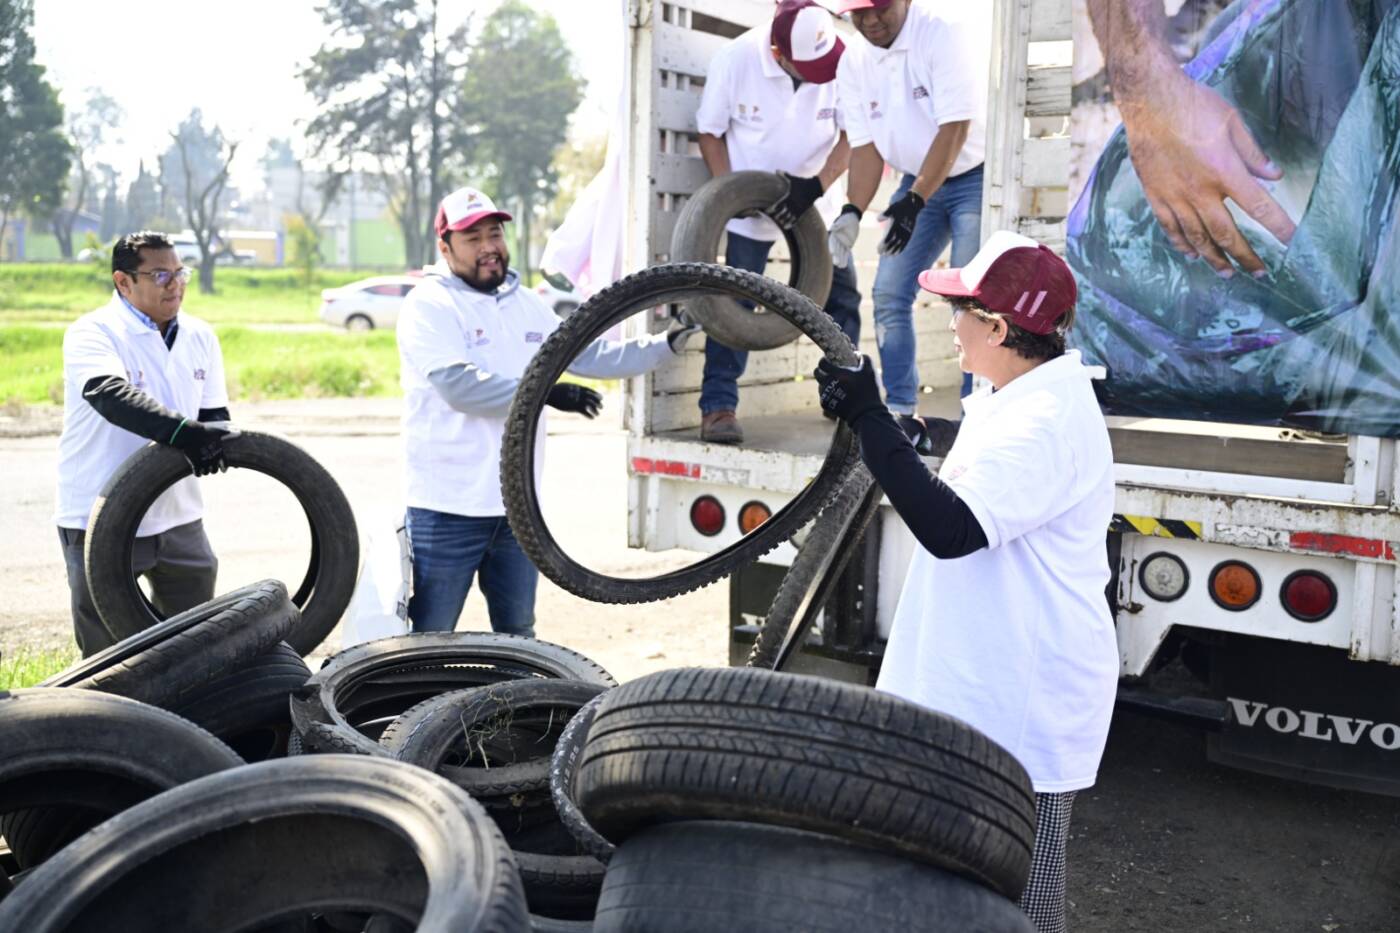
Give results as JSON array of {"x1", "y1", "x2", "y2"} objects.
[
  {"x1": 1281, "y1": 571, "x2": 1337, "y2": 622},
  {"x1": 690, "y1": 496, "x2": 725, "y2": 537}
]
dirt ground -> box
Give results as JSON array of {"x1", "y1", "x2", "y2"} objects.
[{"x1": 3, "y1": 396, "x2": 1398, "y2": 931}]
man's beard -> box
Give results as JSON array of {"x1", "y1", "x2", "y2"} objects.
[{"x1": 457, "y1": 252, "x2": 509, "y2": 292}]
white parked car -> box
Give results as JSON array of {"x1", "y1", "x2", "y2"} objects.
[
  {"x1": 534, "y1": 278, "x2": 581, "y2": 318},
  {"x1": 319, "y1": 274, "x2": 422, "y2": 331}
]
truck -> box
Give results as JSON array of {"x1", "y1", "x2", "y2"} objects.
[{"x1": 618, "y1": 0, "x2": 1400, "y2": 796}]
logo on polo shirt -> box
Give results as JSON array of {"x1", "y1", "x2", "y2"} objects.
[
  {"x1": 474, "y1": 328, "x2": 491, "y2": 347},
  {"x1": 869, "y1": 100, "x2": 884, "y2": 120},
  {"x1": 126, "y1": 369, "x2": 145, "y2": 389},
  {"x1": 193, "y1": 368, "x2": 206, "y2": 381},
  {"x1": 817, "y1": 107, "x2": 836, "y2": 121},
  {"x1": 944, "y1": 465, "x2": 967, "y2": 482},
  {"x1": 912, "y1": 85, "x2": 929, "y2": 100},
  {"x1": 525, "y1": 332, "x2": 543, "y2": 343}
]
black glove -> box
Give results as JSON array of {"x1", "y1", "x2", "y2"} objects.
[
  {"x1": 814, "y1": 355, "x2": 886, "y2": 426},
  {"x1": 168, "y1": 419, "x2": 232, "y2": 477},
  {"x1": 770, "y1": 172, "x2": 825, "y2": 229},
  {"x1": 879, "y1": 190, "x2": 926, "y2": 256},
  {"x1": 547, "y1": 383, "x2": 603, "y2": 419}
]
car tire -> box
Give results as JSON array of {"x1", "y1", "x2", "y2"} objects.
[
  {"x1": 594, "y1": 821, "x2": 1036, "y2": 933},
  {"x1": 548, "y1": 692, "x2": 614, "y2": 863},
  {"x1": 346, "y1": 313, "x2": 374, "y2": 332},
  {"x1": 169, "y1": 641, "x2": 311, "y2": 761},
  {"x1": 575, "y1": 667, "x2": 1038, "y2": 900},
  {"x1": 669, "y1": 170, "x2": 832, "y2": 350},
  {"x1": 500, "y1": 263, "x2": 860, "y2": 605},
  {"x1": 84, "y1": 431, "x2": 359, "y2": 656},
  {"x1": 0, "y1": 756, "x2": 529, "y2": 933}
]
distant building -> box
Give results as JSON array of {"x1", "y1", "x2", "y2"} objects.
[{"x1": 246, "y1": 167, "x2": 408, "y2": 269}]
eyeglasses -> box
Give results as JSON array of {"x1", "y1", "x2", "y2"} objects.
[{"x1": 127, "y1": 267, "x2": 192, "y2": 288}]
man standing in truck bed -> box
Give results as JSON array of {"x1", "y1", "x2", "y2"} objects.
[{"x1": 692, "y1": 0, "x2": 860, "y2": 444}]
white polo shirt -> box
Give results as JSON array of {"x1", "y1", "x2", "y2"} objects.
[
  {"x1": 695, "y1": 25, "x2": 845, "y2": 243},
  {"x1": 837, "y1": 2, "x2": 989, "y2": 179},
  {"x1": 876, "y1": 351, "x2": 1119, "y2": 793},
  {"x1": 55, "y1": 294, "x2": 228, "y2": 536}
]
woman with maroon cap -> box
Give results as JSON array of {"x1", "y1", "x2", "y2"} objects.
[{"x1": 814, "y1": 231, "x2": 1118, "y2": 933}]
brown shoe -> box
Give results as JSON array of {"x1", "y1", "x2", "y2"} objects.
[{"x1": 700, "y1": 410, "x2": 744, "y2": 445}]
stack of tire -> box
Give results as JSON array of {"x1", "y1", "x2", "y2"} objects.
[
  {"x1": 553, "y1": 666, "x2": 1040, "y2": 933},
  {"x1": 288, "y1": 632, "x2": 618, "y2": 931}
]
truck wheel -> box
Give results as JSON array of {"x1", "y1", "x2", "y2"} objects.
[
  {"x1": 746, "y1": 463, "x2": 881, "y2": 671},
  {"x1": 83, "y1": 431, "x2": 359, "y2": 656},
  {"x1": 575, "y1": 666, "x2": 1037, "y2": 900},
  {"x1": 169, "y1": 641, "x2": 311, "y2": 761},
  {"x1": 0, "y1": 756, "x2": 528, "y2": 933},
  {"x1": 502, "y1": 263, "x2": 860, "y2": 604},
  {"x1": 594, "y1": 821, "x2": 1036, "y2": 932},
  {"x1": 40, "y1": 580, "x2": 297, "y2": 710},
  {"x1": 549, "y1": 692, "x2": 615, "y2": 864},
  {"x1": 0, "y1": 688, "x2": 243, "y2": 871},
  {"x1": 290, "y1": 633, "x2": 616, "y2": 757},
  {"x1": 669, "y1": 171, "x2": 832, "y2": 350}
]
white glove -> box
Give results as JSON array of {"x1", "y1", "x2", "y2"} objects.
[
  {"x1": 827, "y1": 205, "x2": 862, "y2": 269},
  {"x1": 666, "y1": 311, "x2": 702, "y2": 353}
]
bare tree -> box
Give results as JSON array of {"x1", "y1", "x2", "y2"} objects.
[
  {"x1": 165, "y1": 110, "x2": 238, "y2": 293},
  {"x1": 53, "y1": 89, "x2": 122, "y2": 258}
]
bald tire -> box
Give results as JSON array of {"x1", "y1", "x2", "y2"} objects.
[
  {"x1": 501, "y1": 263, "x2": 859, "y2": 605},
  {"x1": 170, "y1": 641, "x2": 311, "y2": 761},
  {"x1": 574, "y1": 667, "x2": 1038, "y2": 900},
  {"x1": 83, "y1": 431, "x2": 359, "y2": 655},
  {"x1": 594, "y1": 821, "x2": 1036, "y2": 933},
  {"x1": 670, "y1": 170, "x2": 833, "y2": 350}
]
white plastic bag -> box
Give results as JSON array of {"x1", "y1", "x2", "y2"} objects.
[{"x1": 341, "y1": 517, "x2": 412, "y2": 649}]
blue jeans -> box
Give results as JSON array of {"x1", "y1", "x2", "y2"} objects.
[
  {"x1": 700, "y1": 231, "x2": 863, "y2": 415},
  {"x1": 405, "y1": 508, "x2": 537, "y2": 636},
  {"x1": 872, "y1": 165, "x2": 984, "y2": 413}
]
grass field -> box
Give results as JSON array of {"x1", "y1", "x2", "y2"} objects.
[
  {"x1": 0, "y1": 263, "x2": 382, "y2": 325},
  {"x1": 0, "y1": 646, "x2": 77, "y2": 689}
]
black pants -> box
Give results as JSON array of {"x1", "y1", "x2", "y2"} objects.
[{"x1": 58, "y1": 519, "x2": 218, "y2": 657}]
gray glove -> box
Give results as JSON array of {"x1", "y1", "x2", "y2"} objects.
[
  {"x1": 828, "y1": 204, "x2": 862, "y2": 269},
  {"x1": 666, "y1": 311, "x2": 702, "y2": 353}
]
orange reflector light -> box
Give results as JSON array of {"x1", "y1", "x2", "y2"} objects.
[
  {"x1": 738, "y1": 501, "x2": 771, "y2": 534},
  {"x1": 1209, "y1": 561, "x2": 1261, "y2": 611},
  {"x1": 690, "y1": 496, "x2": 725, "y2": 537}
]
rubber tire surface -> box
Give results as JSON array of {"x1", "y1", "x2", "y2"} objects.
[
  {"x1": 548, "y1": 693, "x2": 615, "y2": 863},
  {"x1": 83, "y1": 431, "x2": 359, "y2": 655},
  {"x1": 0, "y1": 755, "x2": 528, "y2": 933},
  {"x1": 594, "y1": 821, "x2": 1035, "y2": 933},
  {"x1": 501, "y1": 263, "x2": 859, "y2": 604},
  {"x1": 382, "y1": 680, "x2": 609, "y2": 799},
  {"x1": 171, "y1": 641, "x2": 311, "y2": 761},
  {"x1": 669, "y1": 171, "x2": 832, "y2": 350},
  {"x1": 40, "y1": 580, "x2": 297, "y2": 709},
  {"x1": 0, "y1": 688, "x2": 243, "y2": 871},
  {"x1": 575, "y1": 666, "x2": 1037, "y2": 899},
  {"x1": 517, "y1": 850, "x2": 604, "y2": 923},
  {"x1": 746, "y1": 463, "x2": 880, "y2": 670},
  {"x1": 290, "y1": 633, "x2": 616, "y2": 757}
]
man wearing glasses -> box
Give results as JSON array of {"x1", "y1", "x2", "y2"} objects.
[{"x1": 54, "y1": 231, "x2": 232, "y2": 655}]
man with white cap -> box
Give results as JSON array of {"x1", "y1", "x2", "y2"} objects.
[
  {"x1": 396, "y1": 187, "x2": 695, "y2": 636},
  {"x1": 692, "y1": 0, "x2": 858, "y2": 444},
  {"x1": 814, "y1": 232, "x2": 1117, "y2": 933},
  {"x1": 826, "y1": 0, "x2": 991, "y2": 435}
]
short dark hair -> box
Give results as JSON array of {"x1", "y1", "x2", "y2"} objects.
[
  {"x1": 112, "y1": 232, "x2": 174, "y2": 276},
  {"x1": 949, "y1": 296, "x2": 1069, "y2": 362}
]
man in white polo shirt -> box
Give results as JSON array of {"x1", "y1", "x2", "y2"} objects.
[
  {"x1": 692, "y1": 0, "x2": 857, "y2": 444},
  {"x1": 814, "y1": 232, "x2": 1118, "y2": 933},
  {"x1": 398, "y1": 187, "x2": 694, "y2": 636},
  {"x1": 55, "y1": 231, "x2": 232, "y2": 656},
  {"x1": 827, "y1": 0, "x2": 991, "y2": 431}
]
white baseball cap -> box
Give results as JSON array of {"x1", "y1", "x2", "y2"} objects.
[
  {"x1": 772, "y1": 0, "x2": 845, "y2": 84},
  {"x1": 434, "y1": 187, "x2": 512, "y2": 238}
]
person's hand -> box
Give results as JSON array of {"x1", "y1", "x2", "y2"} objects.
[
  {"x1": 1116, "y1": 68, "x2": 1295, "y2": 277},
  {"x1": 814, "y1": 355, "x2": 885, "y2": 425},
  {"x1": 770, "y1": 172, "x2": 825, "y2": 229},
  {"x1": 878, "y1": 190, "x2": 925, "y2": 256},
  {"x1": 547, "y1": 383, "x2": 603, "y2": 419},
  {"x1": 827, "y1": 204, "x2": 862, "y2": 269},
  {"x1": 169, "y1": 420, "x2": 233, "y2": 477},
  {"x1": 666, "y1": 311, "x2": 702, "y2": 353}
]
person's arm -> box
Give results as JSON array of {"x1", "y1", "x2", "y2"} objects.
[
  {"x1": 844, "y1": 142, "x2": 884, "y2": 213},
  {"x1": 1086, "y1": 0, "x2": 1294, "y2": 276},
  {"x1": 566, "y1": 331, "x2": 675, "y2": 380},
  {"x1": 909, "y1": 120, "x2": 970, "y2": 201},
  {"x1": 699, "y1": 133, "x2": 731, "y2": 178},
  {"x1": 83, "y1": 375, "x2": 187, "y2": 441},
  {"x1": 817, "y1": 131, "x2": 851, "y2": 190},
  {"x1": 425, "y1": 364, "x2": 519, "y2": 417}
]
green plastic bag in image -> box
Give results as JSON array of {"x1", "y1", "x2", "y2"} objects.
[{"x1": 1067, "y1": 0, "x2": 1400, "y2": 436}]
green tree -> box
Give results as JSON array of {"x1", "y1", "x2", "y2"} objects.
[
  {"x1": 0, "y1": 0, "x2": 73, "y2": 256},
  {"x1": 285, "y1": 215, "x2": 322, "y2": 294},
  {"x1": 53, "y1": 89, "x2": 123, "y2": 258},
  {"x1": 302, "y1": 0, "x2": 469, "y2": 268},
  {"x1": 97, "y1": 163, "x2": 121, "y2": 242},
  {"x1": 461, "y1": 1, "x2": 584, "y2": 280},
  {"x1": 159, "y1": 109, "x2": 239, "y2": 294}
]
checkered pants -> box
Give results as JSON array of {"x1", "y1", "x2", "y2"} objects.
[{"x1": 1018, "y1": 791, "x2": 1077, "y2": 933}]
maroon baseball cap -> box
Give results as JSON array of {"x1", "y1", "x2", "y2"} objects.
[
  {"x1": 918, "y1": 231, "x2": 1078, "y2": 335},
  {"x1": 772, "y1": 0, "x2": 845, "y2": 84},
  {"x1": 831, "y1": 0, "x2": 893, "y2": 12},
  {"x1": 434, "y1": 187, "x2": 512, "y2": 238}
]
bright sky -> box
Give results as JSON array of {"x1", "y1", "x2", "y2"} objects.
[{"x1": 32, "y1": 0, "x2": 624, "y2": 193}]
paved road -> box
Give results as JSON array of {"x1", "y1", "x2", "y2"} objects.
[{"x1": 2, "y1": 398, "x2": 1397, "y2": 930}]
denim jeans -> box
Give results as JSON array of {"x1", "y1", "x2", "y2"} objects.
[
  {"x1": 405, "y1": 508, "x2": 537, "y2": 637},
  {"x1": 700, "y1": 231, "x2": 862, "y2": 415},
  {"x1": 872, "y1": 165, "x2": 984, "y2": 413}
]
